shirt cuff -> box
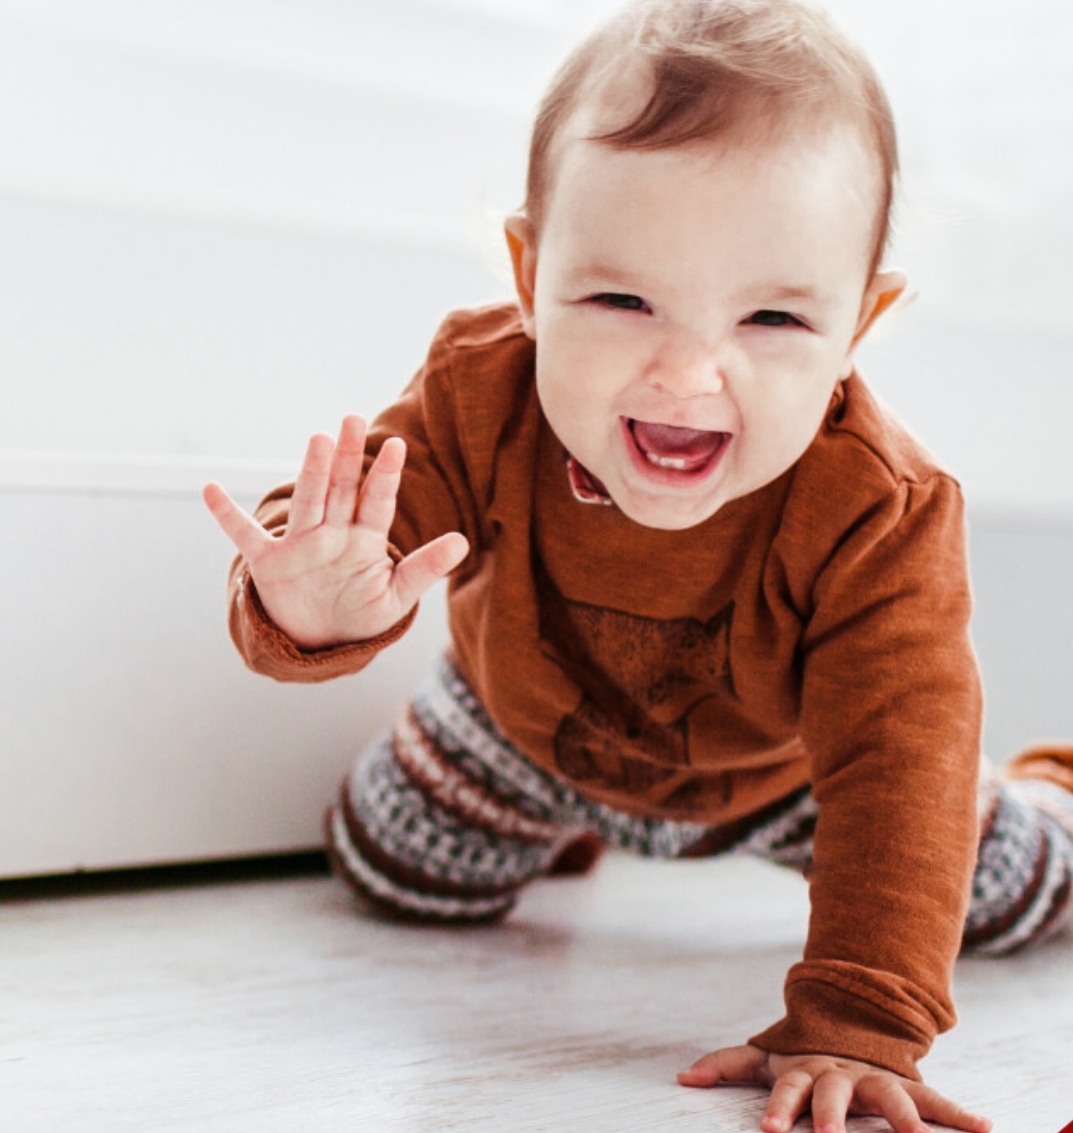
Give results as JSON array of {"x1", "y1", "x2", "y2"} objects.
[{"x1": 230, "y1": 568, "x2": 417, "y2": 683}]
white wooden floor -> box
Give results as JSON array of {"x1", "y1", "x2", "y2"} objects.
[{"x1": 3, "y1": 854, "x2": 1071, "y2": 1133}]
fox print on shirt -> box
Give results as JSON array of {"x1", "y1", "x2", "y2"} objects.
[{"x1": 537, "y1": 585, "x2": 737, "y2": 798}]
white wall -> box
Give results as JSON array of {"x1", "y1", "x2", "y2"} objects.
[{"x1": 0, "y1": 0, "x2": 562, "y2": 459}]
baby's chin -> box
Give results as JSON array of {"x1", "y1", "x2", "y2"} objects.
[{"x1": 610, "y1": 487, "x2": 728, "y2": 531}]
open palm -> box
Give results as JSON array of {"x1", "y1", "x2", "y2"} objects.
[{"x1": 203, "y1": 414, "x2": 469, "y2": 649}]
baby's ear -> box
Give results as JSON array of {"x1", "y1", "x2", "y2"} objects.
[
  {"x1": 841, "y1": 270, "x2": 908, "y2": 378},
  {"x1": 504, "y1": 214, "x2": 538, "y2": 340},
  {"x1": 853, "y1": 270, "x2": 908, "y2": 345}
]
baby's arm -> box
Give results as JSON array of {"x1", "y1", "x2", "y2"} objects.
[
  {"x1": 203, "y1": 414, "x2": 469, "y2": 649},
  {"x1": 675, "y1": 476, "x2": 988, "y2": 1132},
  {"x1": 678, "y1": 1045, "x2": 991, "y2": 1133}
]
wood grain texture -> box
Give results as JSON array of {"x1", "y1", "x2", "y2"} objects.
[{"x1": 2, "y1": 855, "x2": 1070, "y2": 1133}]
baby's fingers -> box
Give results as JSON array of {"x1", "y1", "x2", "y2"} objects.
[
  {"x1": 847, "y1": 1075, "x2": 991, "y2": 1133},
  {"x1": 850, "y1": 1076, "x2": 931, "y2": 1133},
  {"x1": 800, "y1": 1070, "x2": 852, "y2": 1133},
  {"x1": 901, "y1": 1081, "x2": 992, "y2": 1133},
  {"x1": 389, "y1": 532, "x2": 470, "y2": 613},
  {"x1": 203, "y1": 482, "x2": 270, "y2": 560},
  {"x1": 764, "y1": 1069, "x2": 823, "y2": 1133},
  {"x1": 289, "y1": 432, "x2": 337, "y2": 534},
  {"x1": 354, "y1": 436, "x2": 407, "y2": 538},
  {"x1": 323, "y1": 415, "x2": 368, "y2": 527}
]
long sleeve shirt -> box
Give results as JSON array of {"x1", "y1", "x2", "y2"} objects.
[{"x1": 228, "y1": 302, "x2": 983, "y2": 1079}]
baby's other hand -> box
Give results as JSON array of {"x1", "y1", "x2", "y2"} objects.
[
  {"x1": 203, "y1": 414, "x2": 469, "y2": 649},
  {"x1": 677, "y1": 1044, "x2": 991, "y2": 1133}
]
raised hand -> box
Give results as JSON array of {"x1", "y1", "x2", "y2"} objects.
[
  {"x1": 678, "y1": 1045, "x2": 991, "y2": 1133},
  {"x1": 203, "y1": 414, "x2": 469, "y2": 649}
]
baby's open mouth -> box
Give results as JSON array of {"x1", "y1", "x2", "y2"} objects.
[{"x1": 628, "y1": 419, "x2": 730, "y2": 473}]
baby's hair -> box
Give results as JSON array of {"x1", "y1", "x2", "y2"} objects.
[{"x1": 524, "y1": 0, "x2": 898, "y2": 275}]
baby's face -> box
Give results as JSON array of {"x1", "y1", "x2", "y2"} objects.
[{"x1": 508, "y1": 124, "x2": 903, "y2": 530}]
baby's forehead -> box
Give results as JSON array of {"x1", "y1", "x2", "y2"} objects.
[
  {"x1": 548, "y1": 94, "x2": 888, "y2": 258},
  {"x1": 561, "y1": 101, "x2": 882, "y2": 199},
  {"x1": 540, "y1": 123, "x2": 885, "y2": 289}
]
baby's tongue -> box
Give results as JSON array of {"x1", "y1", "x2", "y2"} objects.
[{"x1": 631, "y1": 420, "x2": 722, "y2": 470}]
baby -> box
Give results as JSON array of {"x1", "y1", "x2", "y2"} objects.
[{"x1": 204, "y1": 1, "x2": 1073, "y2": 1130}]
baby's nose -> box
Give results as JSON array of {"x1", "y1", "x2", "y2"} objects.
[{"x1": 645, "y1": 339, "x2": 726, "y2": 398}]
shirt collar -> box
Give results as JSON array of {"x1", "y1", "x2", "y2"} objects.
[{"x1": 566, "y1": 455, "x2": 614, "y2": 506}]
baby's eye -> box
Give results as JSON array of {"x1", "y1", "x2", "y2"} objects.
[
  {"x1": 592, "y1": 293, "x2": 650, "y2": 313},
  {"x1": 745, "y1": 309, "x2": 804, "y2": 328}
]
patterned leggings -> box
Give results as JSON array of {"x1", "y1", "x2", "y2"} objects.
[{"x1": 326, "y1": 655, "x2": 1073, "y2": 954}]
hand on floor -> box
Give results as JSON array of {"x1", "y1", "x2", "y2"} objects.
[{"x1": 677, "y1": 1043, "x2": 991, "y2": 1133}]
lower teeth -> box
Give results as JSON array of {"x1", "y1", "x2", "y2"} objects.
[{"x1": 645, "y1": 453, "x2": 689, "y2": 471}]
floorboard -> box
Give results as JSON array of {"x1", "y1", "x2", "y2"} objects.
[{"x1": 2, "y1": 855, "x2": 1070, "y2": 1133}]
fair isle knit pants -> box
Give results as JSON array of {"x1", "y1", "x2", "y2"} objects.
[{"x1": 326, "y1": 654, "x2": 1073, "y2": 954}]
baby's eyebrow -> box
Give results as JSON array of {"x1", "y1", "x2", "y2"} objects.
[
  {"x1": 746, "y1": 283, "x2": 831, "y2": 307},
  {"x1": 568, "y1": 260, "x2": 648, "y2": 290}
]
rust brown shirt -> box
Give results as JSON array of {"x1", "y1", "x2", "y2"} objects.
[{"x1": 229, "y1": 302, "x2": 982, "y2": 1079}]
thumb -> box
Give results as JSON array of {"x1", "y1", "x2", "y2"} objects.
[
  {"x1": 202, "y1": 481, "x2": 268, "y2": 560},
  {"x1": 390, "y1": 532, "x2": 470, "y2": 611},
  {"x1": 678, "y1": 1044, "x2": 770, "y2": 1089}
]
